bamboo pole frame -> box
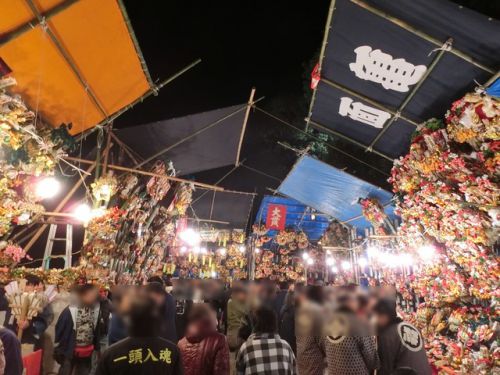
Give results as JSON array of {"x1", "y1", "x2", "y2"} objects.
[
  {"x1": 24, "y1": 162, "x2": 97, "y2": 252},
  {"x1": 306, "y1": 0, "x2": 336, "y2": 130},
  {"x1": 306, "y1": 118, "x2": 394, "y2": 161},
  {"x1": 484, "y1": 70, "x2": 500, "y2": 88},
  {"x1": 0, "y1": 0, "x2": 81, "y2": 47},
  {"x1": 116, "y1": 0, "x2": 155, "y2": 89},
  {"x1": 235, "y1": 88, "x2": 256, "y2": 166},
  {"x1": 75, "y1": 59, "x2": 202, "y2": 142},
  {"x1": 186, "y1": 218, "x2": 230, "y2": 225},
  {"x1": 350, "y1": 0, "x2": 495, "y2": 74},
  {"x1": 64, "y1": 156, "x2": 225, "y2": 192},
  {"x1": 134, "y1": 96, "x2": 265, "y2": 169},
  {"x1": 191, "y1": 161, "x2": 244, "y2": 205},
  {"x1": 110, "y1": 132, "x2": 142, "y2": 165},
  {"x1": 366, "y1": 38, "x2": 451, "y2": 150},
  {"x1": 321, "y1": 78, "x2": 419, "y2": 126},
  {"x1": 24, "y1": 0, "x2": 109, "y2": 119},
  {"x1": 255, "y1": 106, "x2": 389, "y2": 176}
]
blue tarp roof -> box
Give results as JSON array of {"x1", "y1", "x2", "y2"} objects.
[
  {"x1": 277, "y1": 155, "x2": 397, "y2": 235},
  {"x1": 255, "y1": 195, "x2": 330, "y2": 242},
  {"x1": 486, "y1": 79, "x2": 500, "y2": 98}
]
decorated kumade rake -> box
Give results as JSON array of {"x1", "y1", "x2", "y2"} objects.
[{"x1": 5, "y1": 279, "x2": 57, "y2": 339}]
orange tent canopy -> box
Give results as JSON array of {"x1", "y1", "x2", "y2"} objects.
[{"x1": 0, "y1": 0, "x2": 151, "y2": 134}]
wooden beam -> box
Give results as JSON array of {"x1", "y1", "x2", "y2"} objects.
[
  {"x1": 24, "y1": 162, "x2": 96, "y2": 252},
  {"x1": 64, "y1": 156, "x2": 225, "y2": 192},
  {"x1": 235, "y1": 88, "x2": 256, "y2": 166}
]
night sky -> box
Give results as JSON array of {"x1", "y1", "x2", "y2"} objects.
[
  {"x1": 119, "y1": 0, "x2": 329, "y2": 125},
  {"x1": 117, "y1": 0, "x2": 331, "y2": 216}
]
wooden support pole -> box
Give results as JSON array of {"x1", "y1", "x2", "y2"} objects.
[
  {"x1": 350, "y1": 0, "x2": 495, "y2": 74},
  {"x1": 64, "y1": 156, "x2": 225, "y2": 192},
  {"x1": 134, "y1": 96, "x2": 265, "y2": 169},
  {"x1": 24, "y1": 162, "x2": 96, "y2": 252},
  {"x1": 0, "y1": 0, "x2": 80, "y2": 47},
  {"x1": 235, "y1": 88, "x2": 256, "y2": 166}
]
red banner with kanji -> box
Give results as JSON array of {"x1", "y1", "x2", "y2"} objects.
[{"x1": 266, "y1": 204, "x2": 287, "y2": 230}]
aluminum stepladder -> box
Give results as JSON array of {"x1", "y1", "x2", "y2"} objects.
[{"x1": 42, "y1": 224, "x2": 73, "y2": 269}]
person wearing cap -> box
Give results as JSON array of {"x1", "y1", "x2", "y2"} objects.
[{"x1": 373, "y1": 299, "x2": 431, "y2": 375}]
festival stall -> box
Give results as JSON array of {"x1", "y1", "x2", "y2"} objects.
[
  {"x1": 303, "y1": 0, "x2": 500, "y2": 371},
  {"x1": 252, "y1": 195, "x2": 330, "y2": 281}
]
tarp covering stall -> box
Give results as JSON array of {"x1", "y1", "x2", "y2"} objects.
[
  {"x1": 255, "y1": 195, "x2": 330, "y2": 242},
  {"x1": 309, "y1": 0, "x2": 500, "y2": 158},
  {"x1": 0, "y1": 0, "x2": 151, "y2": 133},
  {"x1": 486, "y1": 79, "x2": 500, "y2": 98},
  {"x1": 277, "y1": 155, "x2": 396, "y2": 234},
  {"x1": 114, "y1": 104, "x2": 247, "y2": 175},
  {"x1": 189, "y1": 189, "x2": 255, "y2": 230}
]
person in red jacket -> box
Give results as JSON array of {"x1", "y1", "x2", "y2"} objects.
[{"x1": 178, "y1": 303, "x2": 230, "y2": 375}]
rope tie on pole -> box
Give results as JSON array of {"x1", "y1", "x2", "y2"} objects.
[{"x1": 428, "y1": 38, "x2": 453, "y2": 56}]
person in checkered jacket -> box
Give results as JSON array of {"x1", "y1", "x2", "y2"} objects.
[{"x1": 236, "y1": 304, "x2": 296, "y2": 375}]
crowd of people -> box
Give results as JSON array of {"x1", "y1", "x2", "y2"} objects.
[{"x1": 0, "y1": 275, "x2": 432, "y2": 375}]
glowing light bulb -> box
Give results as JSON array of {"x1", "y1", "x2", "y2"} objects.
[
  {"x1": 326, "y1": 257, "x2": 335, "y2": 266},
  {"x1": 331, "y1": 266, "x2": 338, "y2": 273},
  {"x1": 218, "y1": 248, "x2": 227, "y2": 256},
  {"x1": 211, "y1": 271, "x2": 217, "y2": 278},
  {"x1": 179, "y1": 228, "x2": 201, "y2": 246},
  {"x1": 367, "y1": 246, "x2": 380, "y2": 259},
  {"x1": 341, "y1": 260, "x2": 351, "y2": 270},
  {"x1": 180, "y1": 246, "x2": 187, "y2": 253},
  {"x1": 306, "y1": 258, "x2": 314, "y2": 265},
  {"x1": 358, "y1": 257, "x2": 368, "y2": 267},
  {"x1": 310, "y1": 213, "x2": 316, "y2": 220},
  {"x1": 302, "y1": 252, "x2": 309, "y2": 260},
  {"x1": 239, "y1": 245, "x2": 246, "y2": 253},
  {"x1": 73, "y1": 203, "x2": 92, "y2": 222},
  {"x1": 418, "y1": 245, "x2": 435, "y2": 262},
  {"x1": 36, "y1": 177, "x2": 60, "y2": 199},
  {"x1": 255, "y1": 248, "x2": 261, "y2": 253}
]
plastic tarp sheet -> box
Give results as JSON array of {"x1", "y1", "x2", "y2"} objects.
[
  {"x1": 255, "y1": 195, "x2": 330, "y2": 242},
  {"x1": 310, "y1": 0, "x2": 500, "y2": 158},
  {"x1": 115, "y1": 104, "x2": 246, "y2": 175},
  {"x1": 486, "y1": 79, "x2": 500, "y2": 99},
  {"x1": 277, "y1": 155, "x2": 396, "y2": 234},
  {"x1": 0, "y1": 0, "x2": 150, "y2": 133}
]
